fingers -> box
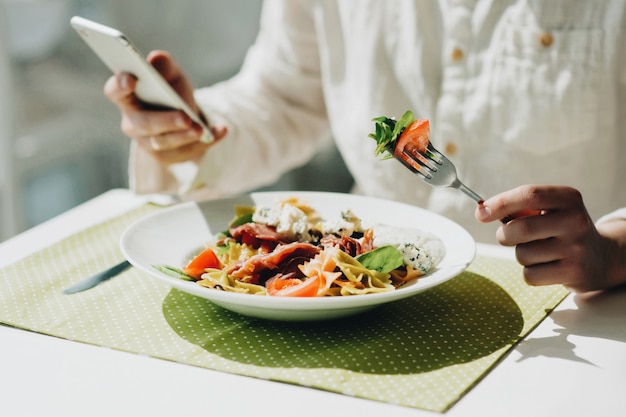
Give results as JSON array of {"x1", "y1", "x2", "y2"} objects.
[
  {"x1": 476, "y1": 184, "x2": 583, "y2": 224},
  {"x1": 130, "y1": 115, "x2": 228, "y2": 151},
  {"x1": 513, "y1": 235, "x2": 585, "y2": 290},
  {"x1": 102, "y1": 49, "x2": 227, "y2": 166},
  {"x1": 474, "y1": 185, "x2": 611, "y2": 292},
  {"x1": 134, "y1": 122, "x2": 228, "y2": 165},
  {"x1": 137, "y1": 139, "x2": 211, "y2": 165},
  {"x1": 147, "y1": 50, "x2": 180, "y2": 82},
  {"x1": 102, "y1": 51, "x2": 205, "y2": 144},
  {"x1": 496, "y1": 211, "x2": 563, "y2": 245},
  {"x1": 135, "y1": 121, "x2": 200, "y2": 149},
  {"x1": 503, "y1": 212, "x2": 585, "y2": 287},
  {"x1": 106, "y1": 71, "x2": 197, "y2": 142},
  {"x1": 104, "y1": 72, "x2": 138, "y2": 109},
  {"x1": 520, "y1": 254, "x2": 599, "y2": 293},
  {"x1": 147, "y1": 50, "x2": 198, "y2": 110},
  {"x1": 210, "y1": 124, "x2": 229, "y2": 141},
  {"x1": 121, "y1": 108, "x2": 195, "y2": 139},
  {"x1": 514, "y1": 236, "x2": 565, "y2": 265},
  {"x1": 521, "y1": 260, "x2": 581, "y2": 288}
]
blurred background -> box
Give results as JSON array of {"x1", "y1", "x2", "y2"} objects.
[{"x1": 0, "y1": 0, "x2": 353, "y2": 242}]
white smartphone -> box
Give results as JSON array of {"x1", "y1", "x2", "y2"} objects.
[{"x1": 70, "y1": 16, "x2": 213, "y2": 143}]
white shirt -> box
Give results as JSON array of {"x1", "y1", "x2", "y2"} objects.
[{"x1": 130, "y1": 0, "x2": 626, "y2": 244}]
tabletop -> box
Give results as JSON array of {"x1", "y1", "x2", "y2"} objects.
[{"x1": 1, "y1": 189, "x2": 625, "y2": 417}]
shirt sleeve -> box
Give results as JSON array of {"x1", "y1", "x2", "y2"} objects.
[
  {"x1": 129, "y1": 0, "x2": 330, "y2": 199},
  {"x1": 597, "y1": 208, "x2": 626, "y2": 224}
]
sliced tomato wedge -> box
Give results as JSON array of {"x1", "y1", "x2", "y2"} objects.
[
  {"x1": 266, "y1": 275, "x2": 320, "y2": 297},
  {"x1": 183, "y1": 247, "x2": 221, "y2": 279},
  {"x1": 393, "y1": 119, "x2": 430, "y2": 171}
]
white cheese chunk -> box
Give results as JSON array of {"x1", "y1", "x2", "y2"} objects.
[
  {"x1": 253, "y1": 203, "x2": 313, "y2": 241},
  {"x1": 321, "y1": 209, "x2": 363, "y2": 236},
  {"x1": 372, "y1": 224, "x2": 444, "y2": 273}
]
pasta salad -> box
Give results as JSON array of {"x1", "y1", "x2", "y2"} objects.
[{"x1": 154, "y1": 197, "x2": 444, "y2": 297}]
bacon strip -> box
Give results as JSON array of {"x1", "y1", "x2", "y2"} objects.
[
  {"x1": 228, "y1": 242, "x2": 321, "y2": 283},
  {"x1": 319, "y1": 229, "x2": 374, "y2": 257},
  {"x1": 229, "y1": 223, "x2": 289, "y2": 251}
]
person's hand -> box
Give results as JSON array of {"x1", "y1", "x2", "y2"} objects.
[
  {"x1": 104, "y1": 50, "x2": 227, "y2": 165},
  {"x1": 475, "y1": 184, "x2": 626, "y2": 293}
]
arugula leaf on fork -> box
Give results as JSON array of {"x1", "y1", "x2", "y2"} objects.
[{"x1": 369, "y1": 110, "x2": 416, "y2": 158}]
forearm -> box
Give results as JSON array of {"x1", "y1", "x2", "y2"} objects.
[{"x1": 189, "y1": 0, "x2": 329, "y2": 194}]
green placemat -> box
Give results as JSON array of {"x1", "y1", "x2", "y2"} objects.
[{"x1": 0, "y1": 205, "x2": 569, "y2": 412}]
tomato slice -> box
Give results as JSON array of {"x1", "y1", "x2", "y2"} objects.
[
  {"x1": 266, "y1": 275, "x2": 320, "y2": 297},
  {"x1": 393, "y1": 119, "x2": 430, "y2": 171},
  {"x1": 183, "y1": 247, "x2": 221, "y2": 279}
]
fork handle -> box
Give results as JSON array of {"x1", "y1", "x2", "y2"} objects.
[{"x1": 457, "y1": 183, "x2": 484, "y2": 203}]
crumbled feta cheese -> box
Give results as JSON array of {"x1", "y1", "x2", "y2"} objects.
[
  {"x1": 253, "y1": 205, "x2": 281, "y2": 226},
  {"x1": 253, "y1": 203, "x2": 313, "y2": 241},
  {"x1": 398, "y1": 243, "x2": 433, "y2": 274},
  {"x1": 253, "y1": 201, "x2": 365, "y2": 242},
  {"x1": 372, "y1": 225, "x2": 444, "y2": 273},
  {"x1": 321, "y1": 209, "x2": 363, "y2": 236}
]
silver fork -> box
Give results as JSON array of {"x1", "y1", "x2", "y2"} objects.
[
  {"x1": 396, "y1": 143, "x2": 530, "y2": 223},
  {"x1": 395, "y1": 142, "x2": 484, "y2": 203}
]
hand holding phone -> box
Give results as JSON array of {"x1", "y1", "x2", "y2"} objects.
[{"x1": 70, "y1": 16, "x2": 214, "y2": 143}]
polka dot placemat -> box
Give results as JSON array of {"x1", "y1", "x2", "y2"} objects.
[{"x1": 0, "y1": 205, "x2": 569, "y2": 412}]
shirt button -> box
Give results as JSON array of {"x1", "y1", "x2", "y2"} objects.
[
  {"x1": 444, "y1": 141, "x2": 458, "y2": 156},
  {"x1": 539, "y1": 32, "x2": 554, "y2": 47},
  {"x1": 451, "y1": 47, "x2": 464, "y2": 61}
]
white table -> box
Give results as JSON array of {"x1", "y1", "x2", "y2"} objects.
[{"x1": 1, "y1": 189, "x2": 625, "y2": 417}]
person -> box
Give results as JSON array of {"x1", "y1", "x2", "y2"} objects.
[{"x1": 103, "y1": 0, "x2": 626, "y2": 293}]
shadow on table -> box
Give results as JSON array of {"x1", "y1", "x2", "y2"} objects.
[
  {"x1": 515, "y1": 286, "x2": 626, "y2": 365},
  {"x1": 559, "y1": 286, "x2": 626, "y2": 343},
  {"x1": 162, "y1": 272, "x2": 524, "y2": 374}
]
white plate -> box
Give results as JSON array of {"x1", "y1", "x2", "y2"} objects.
[{"x1": 120, "y1": 191, "x2": 475, "y2": 321}]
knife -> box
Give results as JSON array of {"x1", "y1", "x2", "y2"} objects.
[{"x1": 63, "y1": 260, "x2": 132, "y2": 294}]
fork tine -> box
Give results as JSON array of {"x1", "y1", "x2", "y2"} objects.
[
  {"x1": 395, "y1": 140, "x2": 487, "y2": 205},
  {"x1": 425, "y1": 142, "x2": 445, "y2": 164},
  {"x1": 405, "y1": 146, "x2": 440, "y2": 172},
  {"x1": 398, "y1": 151, "x2": 434, "y2": 179}
]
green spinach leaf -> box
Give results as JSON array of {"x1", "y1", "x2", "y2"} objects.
[{"x1": 356, "y1": 245, "x2": 404, "y2": 273}]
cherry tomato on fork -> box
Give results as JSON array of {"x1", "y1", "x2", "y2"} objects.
[{"x1": 393, "y1": 119, "x2": 430, "y2": 171}]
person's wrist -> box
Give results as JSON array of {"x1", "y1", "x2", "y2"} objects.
[{"x1": 596, "y1": 219, "x2": 626, "y2": 289}]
